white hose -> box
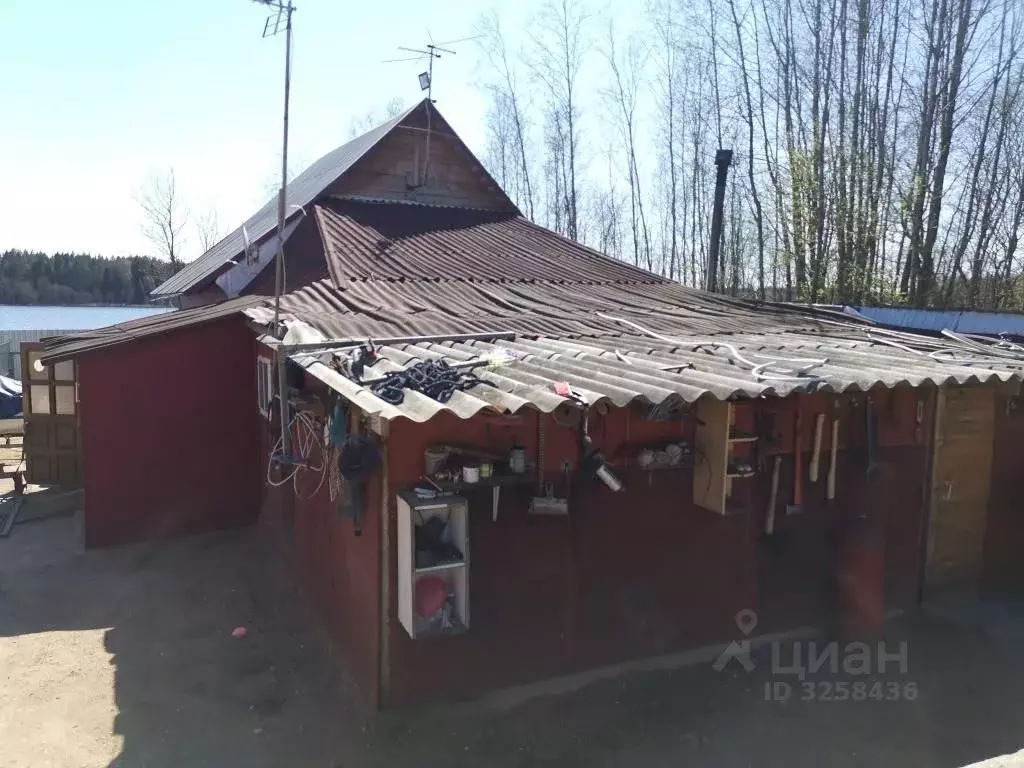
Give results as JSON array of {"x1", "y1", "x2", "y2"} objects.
[
  {"x1": 597, "y1": 313, "x2": 828, "y2": 382},
  {"x1": 267, "y1": 410, "x2": 327, "y2": 500},
  {"x1": 941, "y1": 329, "x2": 1024, "y2": 361}
]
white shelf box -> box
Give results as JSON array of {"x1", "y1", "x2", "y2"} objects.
[{"x1": 397, "y1": 491, "x2": 470, "y2": 639}]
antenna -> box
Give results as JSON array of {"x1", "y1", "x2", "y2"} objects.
[
  {"x1": 252, "y1": 0, "x2": 296, "y2": 458},
  {"x1": 384, "y1": 35, "x2": 479, "y2": 102},
  {"x1": 383, "y1": 34, "x2": 480, "y2": 190}
]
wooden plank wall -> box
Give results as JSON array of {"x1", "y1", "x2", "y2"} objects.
[
  {"x1": 925, "y1": 387, "x2": 996, "y2": 592},
  {"x1": 982, "y1": 393, "x2": 1024, "y2": 593},
  {"x1": 330, "y1": 128, "x2": 512, "y2": 211}
]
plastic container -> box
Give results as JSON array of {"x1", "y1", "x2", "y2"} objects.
[
  {"x1": 509, "y1": 446, "x2": 526, "y2": 474},
  {"x1": 424, "y1": 447, "x2": 448, "y2": 474}
]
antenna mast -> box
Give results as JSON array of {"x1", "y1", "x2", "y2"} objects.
[
  {"x1": 384, "y1": 36, "x2": 477, "y2": 187},
  {"x1": 255, "y1": 0, "x2": 296, "y2": 457}
]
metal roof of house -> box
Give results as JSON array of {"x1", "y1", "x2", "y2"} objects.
[
  {"x1": 316, "y1": 199, "x2": 663, "y2": 285},
  {"x1": 856, "y1": 306, "x2": 1024, "y2": 337},
  {"x1": 39, "y1": 296, "x2": 262, "y2": 363},
  {"x1": 151, "y1": 103, "x2": 424, "y2": 298},
  {"x1": 282, "y1": 327, "x2": 1024, "y2": 424}
]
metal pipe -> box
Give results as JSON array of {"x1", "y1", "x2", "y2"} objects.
[
  {"x1": 377, "y1": 425, "x2": 391, "y2": 708},
  {"x1": 278, "y1": 330, "x2": 517, "y2": 354},
  {"x1": 274, "y1": 2, "x2": 295, "y2": 459},
  {"x1": 706, "y1": 149, "x2": 733, "y2": 293}
]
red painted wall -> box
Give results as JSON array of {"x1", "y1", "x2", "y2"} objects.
[
  {"x1": 259, "y1": 383, "x2": 928, "y2": 707},
  {"x1": 381, "y1": 391, "x2": 929, "y2": 706},
  {"x1": 257, "y1": 372, "x2": 383, "y2": 707},
  {"x1": 177, "y1": 284, "x2": 228, "y2": 309},
  {"x1": 380, "y1": 391, "x2": 933, "y2": 708},
  {"x1": 77, "y1": 317, "x2": 262, "y2": 547},
  {"x1": 237, "y1": 214, "x2": 328, "y2": 297}
]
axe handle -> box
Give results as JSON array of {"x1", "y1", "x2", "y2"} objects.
[
  {"x1": 765, "y1": 455, "x2": 782, "y2": 535},
  {"x1": 809, "y1": 413, "x2": 825, "y2": 482},
  {"x1": 793, "y1": 410, "x2": 804, "y2": 506},
  {"x1": 827, "y1": 419, "x2": 839, "y2": 500}
]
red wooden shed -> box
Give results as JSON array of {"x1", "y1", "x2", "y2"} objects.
[{"x1": 34, "y1": 99, "x2": 1024, "y2": 709}]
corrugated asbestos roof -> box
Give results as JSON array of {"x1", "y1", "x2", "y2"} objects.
[
  {"x1": 242, "y1": 267, "x2": 1024, "y2": 424},
  {"x1": 151, "y1": 102, "x2": 425, "y2": 298},
  {"x1": 286, "y1": 329, "x2": 1024, "y2": 424},
  {"x1": 252, "y1": 278, "x2": 839, "y2": 340},
  {"x1": 39, "y1": 296, "x2": 262, "y2": 363},
  {"x1": 316, "y1": 199, "x2": 663, "y2": 285}
]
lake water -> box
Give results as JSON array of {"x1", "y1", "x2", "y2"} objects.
[{"x1": 0, "y1": 304, "x2": 174, "y2": 331}]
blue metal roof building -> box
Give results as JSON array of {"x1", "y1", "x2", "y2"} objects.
[{"x1": 854, "y1": 306, "x2": 1024, "y2": 338}]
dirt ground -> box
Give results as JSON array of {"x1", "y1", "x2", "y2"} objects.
[{"x1": 2, "y1": 511, "x2": 1024, "y2": 768}]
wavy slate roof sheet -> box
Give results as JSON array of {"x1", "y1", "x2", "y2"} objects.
[
  {"x1": 286, "y1": 329, "x2": 1024, "y2": 424},
  {"x1": 316, "y1": 199, "x2": 663, "y2": 285},
  {"x1": 264, "y1": 278, "x2": 842, "y2": 339}
]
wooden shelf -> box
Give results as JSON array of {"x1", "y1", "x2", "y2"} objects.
[
  {"x1": 413, "y1": 616, "x2": 468, "y2": 638},
  {"x1": 695, "y1": 401, "x2": 756, "y2": 514},
  {"x1": 415, "y1": 560, "x2": 466, "y2": 574},
  {"x1": 432, "y1": 471, "x2": 535, "y2": 493},
  {"x1": 397, "y1": 492, "x2": 470, "y2": 640}
]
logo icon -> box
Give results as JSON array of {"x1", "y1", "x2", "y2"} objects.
[{"x1": 713, "y1": 609, "x2": 758, "y2": 673}]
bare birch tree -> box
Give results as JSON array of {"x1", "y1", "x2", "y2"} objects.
[
  {"x1": 195, "y1": 209, "x2": 224, "y2": 255},
  {"x1": 530, "y1": 0, "x2": 589, "y2": 241},
  {"x1": 601, "y1": 22, "x2": 652, "y2": 269},
  {"x1": 137, "y1": 169, "x2": 188, "y2": 267}
]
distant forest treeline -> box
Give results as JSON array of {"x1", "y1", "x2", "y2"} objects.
[{"x1": 0, "y1": 250, "x2": 176, "y2": 305}]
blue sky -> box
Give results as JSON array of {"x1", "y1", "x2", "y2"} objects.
[{"x1": 0, "y1": 0, "x2": 512, "y2": 261}]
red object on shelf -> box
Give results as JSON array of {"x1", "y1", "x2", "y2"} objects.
[{"x1": 415, "y1": 577, "x2": 447, "y2": 617}]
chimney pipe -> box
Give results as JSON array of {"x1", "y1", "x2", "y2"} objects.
[{"x1": 706, "y1": 149, "x2": 733, "y2": 293}]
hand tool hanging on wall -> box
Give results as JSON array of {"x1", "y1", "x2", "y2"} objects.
[
  {"x1": 809, "y1": 412, "x2": 825, "y2": 482},
  {"x1": 827, "y1": 406, "x2": 840, "y2": 501},
  {"x1": 787, "y1": 408, "x2": 804, "y2": 516},
  {"x1": 765, "y1": 455, "x2": 783, "y2": 535},
  {"x1": 337, "y1": 435, "x2": 382, "y2": 535},
  {"x1": 568, "y1": 386, "x2": 623, "y2": 494},
  {"x1": 865, "y1": 396, "x2": 881, "y2": 476}
]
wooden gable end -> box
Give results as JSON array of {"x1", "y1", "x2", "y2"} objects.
[{"x1": 328, "y1": 106, "x2": 516, "y2": 212}]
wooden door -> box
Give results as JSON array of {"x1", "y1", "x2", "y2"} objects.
[
  {"x1": 20, "y1": 343, "x2": 81, "y2": 487},
  {"x1": 925, "y1": 387, "x2": 995, "y2": 593}
]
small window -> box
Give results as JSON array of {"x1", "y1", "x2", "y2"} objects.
[
  {"x1": 54, "y1": 360, "x2": 75, "y2": 382},
  {"x1": 54, "y1": 385, "x2": 76, "y2": 415},
  {"x1": 30, "y1": 385, "x2": 50, "y2": 415},
  {"x1": 257, "y1": 357, "x2": 274, "y2": 418}
]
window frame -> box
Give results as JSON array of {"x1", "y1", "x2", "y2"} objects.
[{"x1": 256, "y1": 356, "x2": 274, "y2": 418}]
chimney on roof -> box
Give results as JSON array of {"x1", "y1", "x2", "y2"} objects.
[{"x1": 706, "y1": 149, "x2": 733, "y2": 294}]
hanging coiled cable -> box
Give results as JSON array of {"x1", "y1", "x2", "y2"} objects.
[{"x1": 267, "y1": 410, "x2": 327, "y2": 500}]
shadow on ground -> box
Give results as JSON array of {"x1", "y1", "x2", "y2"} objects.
[
  {"x1": 2, "y1": 513, "x2": 1024, "y2": 768},
  {"x1": 0, "y1": 515, "x2": 363, "y2": 768}
]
